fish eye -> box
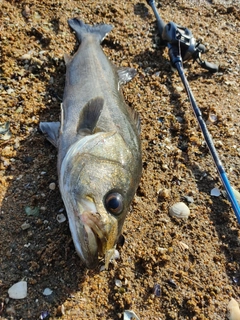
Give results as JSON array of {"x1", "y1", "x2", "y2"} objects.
[{"x1": 104, "y1": 192, "x2": 123, "y2": 215}]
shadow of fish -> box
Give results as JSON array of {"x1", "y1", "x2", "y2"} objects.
[{"x1": 40, "y1": 19, "x2": 142, "y2": 269}]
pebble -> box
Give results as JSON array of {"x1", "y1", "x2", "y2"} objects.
[
  {"x1": 22, "y1": 5, "x2": 31, "y2": 18},
  {"x1": 8, "y1": 281, "x2": 27, "y2": 299},
  {"x1": 158, "y1": 188, "x2": 171, "y2": 199},
  {"x1": 169, "y1": 202, "x2": 190, "y2": 219},
  {"x1": 175, "y1": 86, "x2": 184, "y2": 92}
]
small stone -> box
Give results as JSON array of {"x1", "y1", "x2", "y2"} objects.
[
  {"x1": 8, "y1": 281, "x2": 27, "y2": 299},
  {"x1": 175, "y1": 86, "x2": 184, "y2": 92},
  {"x1": 22, "y1": 5, "x2": 31, "y2": 18},
  {"x1": 158, "y1": 188, "x2": 171, "y2": 199}
]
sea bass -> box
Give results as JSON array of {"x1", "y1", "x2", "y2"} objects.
[{"x1": 40, "y1": 19, "x2": 142, "y2": 269}]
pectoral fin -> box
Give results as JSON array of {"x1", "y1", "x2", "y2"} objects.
[
  {"x1": 39, "y1": 122, "x2": 60, "y2": 147},
  {"x1": 130, "y1": 109, "x2": 141, "y2": 135},
  {"x1": 77, "y1": 97, "x2": 104, "y2": 135},
  {"x1": 64, "y1": 53, "x2": 72, "y2": 66},
  {"x1": 117, "y1": 67, "x2": 137, "y2": 86}
]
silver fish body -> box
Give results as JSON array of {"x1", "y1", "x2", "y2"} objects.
[{"x1": 40, "y1": 19, "x2": 142, "y2": 268}]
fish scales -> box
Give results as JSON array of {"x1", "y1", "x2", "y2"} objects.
[{"x1": 40, "y1": 19, "x2": 142, "y2": 269}]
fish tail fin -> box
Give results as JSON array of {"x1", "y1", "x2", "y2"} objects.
[{"x1": 68, "y1": 18, "x2": 113, "y2": 43}]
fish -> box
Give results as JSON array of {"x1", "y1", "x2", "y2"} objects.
[{"x1": 40, "y1": 19, "x2": 142, "y2": 269}]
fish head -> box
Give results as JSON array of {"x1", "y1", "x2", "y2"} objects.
[{"x1": 59, "y1": 131, "x2": 140, "y2": 268}]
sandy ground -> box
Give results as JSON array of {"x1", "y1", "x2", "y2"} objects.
[{"x1": 0, "y1": 0, "x2": 240, "y2": 319}]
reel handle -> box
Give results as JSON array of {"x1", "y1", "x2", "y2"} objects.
[{"x1": 198, "y1": 59, "x2": 219, "y2": 73}]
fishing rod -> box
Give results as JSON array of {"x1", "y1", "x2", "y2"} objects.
[{"x1": 147, "y1": 0, "x2": 240, "y2": 223}]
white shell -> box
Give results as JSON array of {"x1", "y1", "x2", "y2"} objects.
[
  {"x1": 169, "y1": 202, "x2": 190, "y2": 219},
  {"x1": 211, "y1": 187, "x2": 221, "y2": 197},
  {"x1": 56, "y1": 213, "x2": 66, "y2": 223},
  {"x1": 49, "y1": 182, "x2": 56, "y2": 190},
  {"x1": 115, "y1": 279, "x2": 122, "y2": 287},
  {"x1": 123, "y1": 310, "x2": 140, "y2": 320},
  {"x1": 232, "y1": 187, "x2": 240, "y2": 205},
  {"x1": 43, "y1": 288, "x2": 53, "y2": 296},
  {"x1": 8, "y1": 281, "x2": 27, "y2": 299},
  {"x1": 227, "y1": 298, "x2": 240, "y2": 320}
]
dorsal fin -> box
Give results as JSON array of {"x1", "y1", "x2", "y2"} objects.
[{"x1": 77, "y1": 97, "x2": 104, "y2": 135}]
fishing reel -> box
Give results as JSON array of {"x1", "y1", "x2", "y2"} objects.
[
  {"x1": 147, "y1": 0, "x2": 219, "y2": 73},
  {"x1": 162, "y1": 21, "x2": 218, "y2": 72}
]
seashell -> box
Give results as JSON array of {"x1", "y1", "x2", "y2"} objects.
[
  {"x1": 169, "y1": 202, "x2": 190, "y2": 219},
  {"x1": 227, "y1": 298, "x2": 240, "y2": 320},
  {"x1": 208, "y1": 113, "x2": 218, "y2": 124},
  {"x1": 56, "y1": 304, "x2": 65, "y2": 316},
  {"x1": 178, "y1": 241, "x2": 189, "y2": 251},
  {"x1": 56, "y1": 213, "x2": 66, "y2": 223},
  {"x1": 153, "y1": 284, "x2": 161, "y2": 297},
  {"x1": 167, "y1": 278, "x2": 177, "y2": 289},
  {"x1": 232, "y1": 187, "x2": 240, "y2": 206},
  {"x1": 43, "y1": 288, "x2": 53, "y2": 296},
  {"x1": 123, "y1": 310, "x2": 140, "y2": 320},
  {"x1": 115, "y1": 279, "x2": 122, "y2": 287},
  {"x1": 211, "y1": 187, "x2": 221, "y2": 197},
  {"x1": 39, "y1": 311, "x2": 50, "y2": 319},
  {"x1": 0, "y1": 122, "x2": 11, "y2": 140},
  {"x1": 25, "y1": 206, "x2": 39, "y2": 216},
  {"x1": 21, "y1": 222, "x2": 31, "y2": 230},
  {"x1": 8, "y1": 281, "x2": 27, "y2": 299},
  {"x1": 183, "y1": 195, "x2": 194, "y2": 203},
  {"x1": 49, "y1": 182, "x2": 56, "y2": 190}
]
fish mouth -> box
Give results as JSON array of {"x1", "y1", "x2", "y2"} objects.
[{"x1": 71, "y1": 199, "x2": 118, "y2": 269}]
